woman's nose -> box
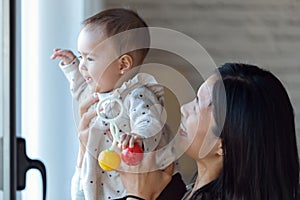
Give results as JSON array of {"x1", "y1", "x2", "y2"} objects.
[
  {"x1": 180, "y1": 104, "x2": 187, "y2": 117},
  {"x1": 181, "y1": 100, "x2": 194, "y2": 117}
]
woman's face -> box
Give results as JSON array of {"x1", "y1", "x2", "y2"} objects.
[{"x1": 179, "y1": 75, "x2": 218, "y2": 160}]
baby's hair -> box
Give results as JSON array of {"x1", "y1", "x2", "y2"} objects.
[{"x1": 82, "y1": 8, "x2": 150, "y2": 65}]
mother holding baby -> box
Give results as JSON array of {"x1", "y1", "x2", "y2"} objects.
[{"x1": 80, "y1": 62, "x2": 299, "y2": 200}]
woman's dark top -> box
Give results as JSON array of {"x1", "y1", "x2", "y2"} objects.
[
  {"x1": 114, "y1": 173, "x2": 187, "y2": 200},
  {"x1": 187, "y1": 179, "x2": 220, "y2": 200},
  {"x1": 156, "y1": 173, "x2": 187, "y2": 200}
]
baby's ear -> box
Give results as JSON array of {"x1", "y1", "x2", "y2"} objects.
[{"x1": 118, "y1": 54, "x2": 133, "y2": 73}]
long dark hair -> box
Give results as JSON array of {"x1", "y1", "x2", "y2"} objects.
[{"x1": 197, "y1": 63, "x2": 299, "y2": 200}]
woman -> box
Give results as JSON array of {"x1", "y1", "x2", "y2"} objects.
[
  {"x1": 114, "y1": 63, "x2": 299, "y2": 200},
  {"x1": 208, "y1": 63, "x2": 299, "y2": 199}
]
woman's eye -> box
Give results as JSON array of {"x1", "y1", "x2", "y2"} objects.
[{"x1": 193, "y1": 99, "x2": 198, "y2": 111}]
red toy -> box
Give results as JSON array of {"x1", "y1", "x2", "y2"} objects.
[{"x1": 121, "y1": 143, "x2": 144, "y2": 166}]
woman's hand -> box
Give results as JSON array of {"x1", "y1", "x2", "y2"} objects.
[
  {"x1": 118, "y1": 153, "x2": 172, "y2": 200},
  {"x1": 76, "y1": 94, "x2": 99, "y2": 168}
]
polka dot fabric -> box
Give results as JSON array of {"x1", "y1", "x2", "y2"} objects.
[{"x1": 60, "y1": 60, "x2": 175, "y2": 200}]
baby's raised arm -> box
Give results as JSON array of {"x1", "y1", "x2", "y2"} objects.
[{"x1": 50, "y1": 48, "x2": 86, "y2": 102}]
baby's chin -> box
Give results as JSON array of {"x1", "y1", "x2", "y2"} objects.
[{"x1": 88, "y1": 84, "x2": 100, "y2": 93}]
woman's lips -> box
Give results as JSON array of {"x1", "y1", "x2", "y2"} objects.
[
  {"x1": 179, "y1": 123, "x2": 187, "y2": 137},
  {"x1": 179, "y1": 129, "x2": 187, "y2": 137}
]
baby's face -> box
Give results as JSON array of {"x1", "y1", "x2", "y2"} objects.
[{"x1": 77, "y1": 27, "x2": 121, "y2": 93}]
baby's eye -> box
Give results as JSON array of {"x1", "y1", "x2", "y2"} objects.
[
  {"x1": 87, "y1": 57, "x2": 94, "y2": 62},
  {"x1": 77, "y1": 55, "x2": 82, "y2": 60}
]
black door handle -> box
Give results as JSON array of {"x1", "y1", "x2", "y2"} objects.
[{"x1": 17, "y1": 137, "x2": 47, "y2": 200}]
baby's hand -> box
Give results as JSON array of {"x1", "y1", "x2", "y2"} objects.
[
  {"x1": 50, "y1": 48, "x2": 76, "y2": 65},
  {"x1": 118, "y1": 134, "x2": 142, "y2": 150}
]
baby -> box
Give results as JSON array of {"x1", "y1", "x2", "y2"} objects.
[{"x1": 51, "y1": 8, "x2": 176, "y2": 200}]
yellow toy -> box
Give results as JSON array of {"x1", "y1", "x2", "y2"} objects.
[{"x1": 96, "y1": 96, "x2": 124, "y2": 171}]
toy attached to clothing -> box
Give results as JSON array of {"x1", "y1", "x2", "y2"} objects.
[{"x1": 94, "y1": 72, "x2": 174, "y2": 172}]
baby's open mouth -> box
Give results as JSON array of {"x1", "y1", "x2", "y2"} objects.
[{"x1": 85, "y1": 76, "x2": 92, "y2": 83}]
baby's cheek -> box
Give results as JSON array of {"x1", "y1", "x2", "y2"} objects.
[{"x1": 91, "y1": 69, "x2": 102, "y2": 80}]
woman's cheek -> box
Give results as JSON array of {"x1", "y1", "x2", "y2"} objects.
[
  {"x1": 186, "y1": 135, "x2": 202, "y2": 160},
  {"x1": 187, "y1": 116, "x2": 200, "y2": 139}
]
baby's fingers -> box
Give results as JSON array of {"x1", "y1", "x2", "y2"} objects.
[
  {"x1": 50, "y1": 48, "x2": 62, "y2": 59},
  {"x1": 53, "y1": 48, "x2": 61, "y2": 52},
  {"x1": 129, "y1": 136, "x2": 135, "y2": 148},
  {"x1": 121, "y1": 135, "x2": 142, "y2": 148},
  {"x1": 50, "y1": 53, "x2": 69, "y2": 61},
  {"x1": 121, "y1": 134, "x2": 131, "y2": 149},
  {"x1": 50, "y1": 49, "x2": 76, "y2": 64},
  {"x1": 130, "y1": 135, "x2": 143, "y2": 148}
]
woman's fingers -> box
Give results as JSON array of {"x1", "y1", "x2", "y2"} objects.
[
  {"x1": 79, "y1": 94, "x2": 99, "y2": 118},
  {"x1": 78, "y1": 129, "x2": 89, "y2": 147},
  {"x1": 78, "y1": 112, "x2": 92, "y2": 144},
  {"x1": 78, "y1": 109, "x2": 97, "y2": 131},
  {"x1": 77, "y1": 94, "x2": 99, "y2": 147},
  {"x1": 118, "y1": 148, "x2": 158, "y2": 173}
]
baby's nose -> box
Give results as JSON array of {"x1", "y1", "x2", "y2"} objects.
[{"x1": 79, "y1": 61, "x2": 87, "y2": 71}]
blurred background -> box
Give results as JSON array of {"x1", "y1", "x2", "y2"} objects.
[{"x1": 1, "y1": 0, "x2": 299, "y2": 199}]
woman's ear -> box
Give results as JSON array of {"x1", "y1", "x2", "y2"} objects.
[
  {"x1": 216, "y1": 139, "x2": 224, "y2": 156},
  {"x1": 118, "y1": 54, "x2": 133, "y2": 74}
]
